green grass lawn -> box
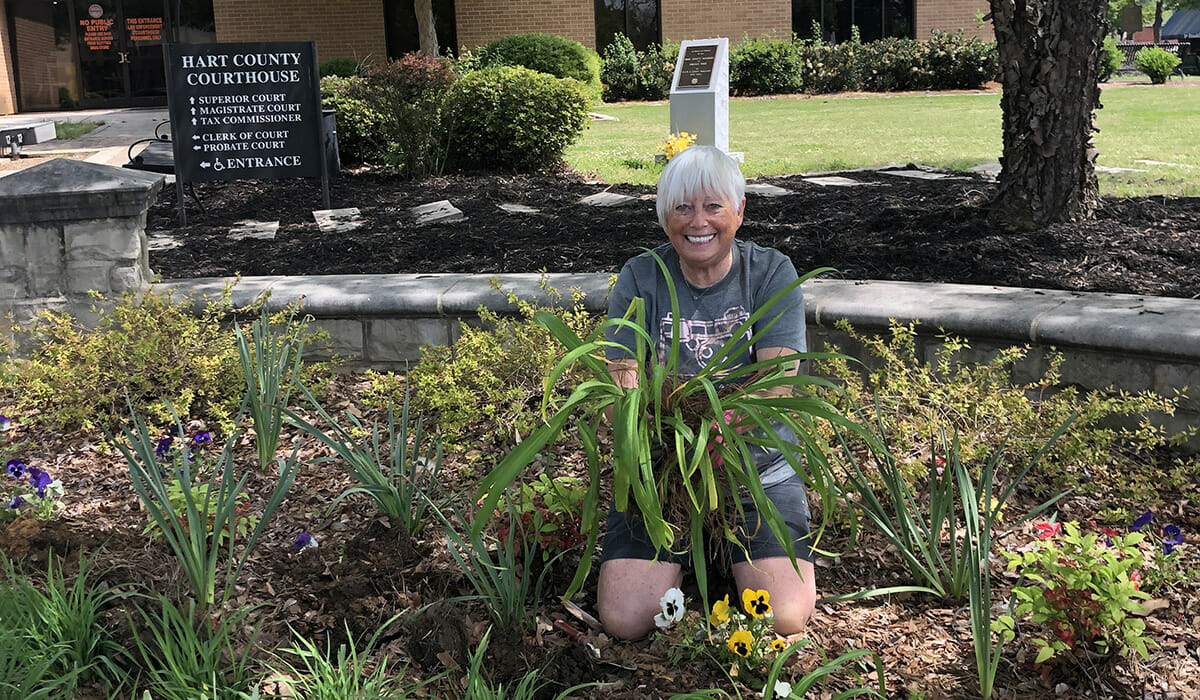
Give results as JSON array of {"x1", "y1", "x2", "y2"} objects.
[
  {"x1": 53, "y1": 120, "x2": 103, "y2": 140},
  {"x1": 567, "y1": 81, "x2": 1200, "y2": 197}
]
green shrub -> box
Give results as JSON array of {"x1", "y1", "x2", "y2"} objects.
[
  {"x1": 1, "y1": 291, "x2": 245, "y2": 433},
  {"x1": 319, "y1": 57, "x2": 362, "y2": 78},
  {"x1": 1134, "y1": 45, "x2": 1181, "y2": 84},
  {"x1": 816, "y1": 320, "x2": 1188, "y2": 502},
  {"x1": 798, "y1": 41, "x2": 861, "y2": 94},
  {"x1": 348, "y1": 52, "x2": 457, "y2": 177},
  {"x1": 1100, "y1": 36, "x2": 1124, "y2": 82},
  {"x1": 446, "y1": 66, "x2": 590, "y2": 171},
  {"x1": 857, "y1": 37, "x2": 928, "y2": 92},
  {"x1": 730, "y1": 35, "x2": 803, "y2": 96},
  {"x1": 598, "y1": 35, "x2": 677, "y2": 102},
  {"x1": 406, "y1": 278, "x2": 600, "y2": 450},
  {"x1": 321, "y1": 75, "x2": 386, "y2": 164},
  {"x1": 470, "y1": 32, "x2": 602, "y2": 102},
  {"x1": 924, "y1": 31, "x2": 996, "y2": 90}
]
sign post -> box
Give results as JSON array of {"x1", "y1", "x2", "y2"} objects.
[
  {"x1": 164, "y1": 41, "x2": 328, "y2": 225},
  {"x1": 669, "y1": 38, "x2": 732, "y2": 155}
]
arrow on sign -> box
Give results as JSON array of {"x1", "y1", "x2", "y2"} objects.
[
  {"x1": 192, "y1": 134, "x2": 200, "y2": 141},
  {"x1": 189, "y1": 97, "x2": 194, "y2": 104},
  {"x1": 193, "y1": 145, "x2": 201, "y2": 151},
  {"x1": 191, "y1": 118, "x2": 197, "y2": 126},
  {"x1": 200, "y1": 161, "x2": 211, "y2": 169},
  {"x1": 190, "y1": 108, "x2": 196, "y2": 116}
]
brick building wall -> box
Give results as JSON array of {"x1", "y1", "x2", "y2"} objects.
[
  {"x1": 212, "y1": 0, "x2": 387, "y2": 63},
  {"x1": 1, "y1": 0, "x2": 19, "y2": 114},
  {"x1": 455, "y1": 0, "x2": 595, "y2": 50},
  {"x1": 914, "y1": 0, "x2": 993, "y2": 40},
  {"x1": 660, "y1": 0, "x2": 790, "y2": 43}
]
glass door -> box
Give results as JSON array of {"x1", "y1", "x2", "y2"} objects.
[{"x1": 72, "y1": 0, "x2": 166, "y2": 106}]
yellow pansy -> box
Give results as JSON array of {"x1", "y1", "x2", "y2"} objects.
[
  {"x1": 728, "y1": 629, "x2": 754, "y2": 657},
  {"x1": 743, "y1": 588, "x2": 772, "y2": 618},
  {"x1": 771, "y1": 638, "x2": 787, "y2": 652},
  {"x1": 709, "y1": 595, "x2": 731, "y2": 626}
]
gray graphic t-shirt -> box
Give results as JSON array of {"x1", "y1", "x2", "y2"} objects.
[{"x1": 605, "y1": 240, "x2": 807, "y2": 487}]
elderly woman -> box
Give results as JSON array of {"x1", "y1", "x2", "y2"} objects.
[{"x1": 597, "y1": 145, "x2": 816, "y2": 640}]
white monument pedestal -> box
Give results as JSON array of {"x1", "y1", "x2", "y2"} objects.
[{"x1": 670, "y1": 38, "x2": 730, "y2": 154}]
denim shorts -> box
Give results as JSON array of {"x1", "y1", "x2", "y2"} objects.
[{"x1": 600, "y1": 471, "x2": 814, "y2": 566}]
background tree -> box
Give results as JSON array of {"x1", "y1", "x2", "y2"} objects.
[
  {"x1": 415, "y1": 0, "x2": 438, "y2": 56},
  {"x1": 987, "y1": 0, "x2": 1108, "y2": 228}
]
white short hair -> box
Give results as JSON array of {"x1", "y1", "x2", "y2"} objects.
[{"x1": 655, "y1": 145, "x2": 746, "y2": 229}]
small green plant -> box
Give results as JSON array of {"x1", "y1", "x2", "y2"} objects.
[
  {"x1": 492, "y1": 473, "x2": 596, "y2": 561},
  {"x1": 1134, "y1": 45, "x2": 1181, "y2": 84},
  {"x1": 408, "y1": 276, "x2": 600, "y2": 448},
  {"x1": 140, "y1": 440, "x2": 258, "y2": 548},
  {"x1": 290, "y1": 387, "x2": 447, "y2": 535},
  {"x1": 0, "y1": 625, "x2": 75, "y2": 700},
  {"x1": 1100, "y1": 36, "x2": 1124, "y2": 82},
  {"x1": 3, "y1": 458, "x2": 64, "y2": 521},
  {"x1": 117, "y1": 409, "x2": 297, "y2": 613},
  {"x1": 268, "y1": 616, "x2": 439, "y2": 699},
  {"x1": 129, "y1": 596, "x2": 260, "y2": 700},
  {"x1": 54, "y1": 120, "x2": 101, "y2": 140},
  {"x1": 235, "y1": 302, "x2": 308, "y2": 472},
  {"x1": 999, "y1": 521, "x2": 1152, "y2": 664},
  {"x1": 2, "y1": 290, "x2": 244, "y2": 433}
]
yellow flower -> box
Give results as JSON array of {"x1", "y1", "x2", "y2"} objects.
[
  {"x1": 771, "y1": 638, "x2": 787, "y2": 652},
  {"x1": 743, "y1": 588, "x2": 772, "y2": 618},
  {"x1": 728, "y1": 629, "x2": 754, "y2": 657},
  {"x1": 710, "y1": 594, "x2": 731, "y2": 626}
]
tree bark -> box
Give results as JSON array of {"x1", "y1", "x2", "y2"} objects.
[
  {"x1": 1154, "y1": 0, "x2": 1164, "y2": 42},
  {"x1": 987, "y1": 0, "x2": 1107, "y2": 229},
  {"x1": 415, "y1": 0, "x2": 439, "y2": 56}
]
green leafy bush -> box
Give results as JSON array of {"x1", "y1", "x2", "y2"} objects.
[
  {"x1": 469, "y1": 32, "x2": 602, "y2": 102},
  {"x1": 924, "y1": 31, "x2": 996, "y2": 90},
  {"x1": 815, "y1": 320, "x2": 1186, "y2": 501},
  {"x1": 446, "y1": 66, "x2": 591, "y2": 171},
  {"x1": 798, "y1": 40, "x2": 862, "y2": 94},
  {"x1": 348, "y1": 52, "x2": 457, "y2": 177},
  {"x1": 600, "y1": 33, "x2": 675, "y2": 102},
  {"x1": 1, "y1": 291, "x2": 245, "y2": 433},
  {"x1": 321, "y1": 75, "x2": 386, "y2": 164},
  {"x1": 730, "y1": 35, "x2": 803, "y2": 96},
  {"x1": 1134, "y1": 45, "x2": 1181, "y2": 84},
  {"x1": 1100, "y1": 36, "x2": 1124, "y2": 82},
  {"x1": 857, "y1": 37, "x2": 928, "y2": 92},
  {"x1": 318, "y1": 57, "x2": 362, "y2": 78},
  {"x1": 406, "y1": 278, "x2": 599, "y2": 448}
]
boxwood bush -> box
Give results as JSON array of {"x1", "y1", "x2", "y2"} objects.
[
  {"x1": 447, "y1": 66, "x2": 590, "y2": 171},
  {"x1": 1100, "y1": 36, "x2": 1124, "y2": 83},
  {"x1": 321, "y1": 75, "x2": 385, "y2": 164},
  {"x1": 1134, "y1": 45, "x2": 1181, "y2": 84},
  {"x1": 467, "y1": 32, "x2": 602, "y2": 102},
  {"x1": 600, "y1": 33, "x2": 676, "y2": 102},
  {"x1": 730, "y1": 35, "x2": 803, "y2": 95}
]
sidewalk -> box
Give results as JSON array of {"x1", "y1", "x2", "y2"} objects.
[{"x1": 0, "y1": 107, "x2": 168, "y2": 169}]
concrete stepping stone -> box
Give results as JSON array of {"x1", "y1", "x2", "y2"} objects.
[
  {"x1": 147, "y1": 233, "x2": 182, "y2": 251},
  {"x1": 744, "y1": 182, "x2": 793, "y2": 197},
  {"x1": 970, "y1": 163, "x2": 1001, "y2": 178},
  {"x1": 498, "y1": 203, "x2": 540, "y2": 215},
  {"x1": 880, "y1": 169, "x2": 965, "y2": 180},
  {"x1": 579, "y1": 191, "x2": 637, "y2": 207},
  {"x1": 1134, "y1": 159, "x2": 1196, "y2": 169},
  {"x1": 411, "y1": 199, "x2": 465, "y2": 225},
  {"x1": 1095, "y1": 165, "x2": 1147, "y2": 174},
  {"x1": 228, "y1": 220, "x2": 279, "y2": 241},
  {"x1": 313, "y1": 207, "x2": 363, "y2": 233},
  {"x1": 803, "y1": 176, "x2": 866, "y2": 187}
]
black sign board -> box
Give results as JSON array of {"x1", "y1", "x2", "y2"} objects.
[
  {"x1": 676, "y1": 44, "x2": 718, "y2": 89},
  {"x1": 164, "y1": 41, "x2": 328, "y2": 222}
]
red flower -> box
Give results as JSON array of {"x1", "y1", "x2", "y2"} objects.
[
  {"x1": 1131, "y1": 570, "x2": 1141, "y2": 591},
  {"x1": 1034, "y1": 522, "x2": 1061, "y2": 540}
]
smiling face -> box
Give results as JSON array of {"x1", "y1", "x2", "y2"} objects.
[{"x1": 663, "y1": 191, "x2": 745, "y2": 287}]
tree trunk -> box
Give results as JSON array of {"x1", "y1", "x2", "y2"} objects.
[
  {"x1": 987, "y1": 0, "x2": 1107, "y2": 229},
  {"x1": 415, "y1": 0, "x2": 439, "y2": 56},
  {"x1": 1154, "y1": 0, "x2": 1164, "y2": 42}
]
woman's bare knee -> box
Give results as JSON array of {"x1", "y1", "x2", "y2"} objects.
[{"x1": 597, "y1": 559, "x2": 682, "y2": 640}]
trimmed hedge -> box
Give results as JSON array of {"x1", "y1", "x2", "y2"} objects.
[
  {"x1": 447, "y1": 66, "x2": 591, "y2": 171},
  {"x1": 466, "y1": 32, "x2": 602, "y2": 101},
  {"x1": 730, "y1": 36, "x2": 803, "y2": 95}
]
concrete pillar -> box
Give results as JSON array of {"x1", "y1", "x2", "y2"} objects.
[{"x1": 0, "y1": 158, "x2": 163, "y2": 351}]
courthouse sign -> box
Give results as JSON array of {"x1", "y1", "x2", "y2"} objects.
[{"x1": 165, "y1": 41, "x2": 327, "y2": 188}]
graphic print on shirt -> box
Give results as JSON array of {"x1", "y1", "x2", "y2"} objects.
[{"x1": 658, "y1": 306, "x2": 752, "y2": 371}]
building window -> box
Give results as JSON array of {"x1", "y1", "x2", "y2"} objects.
[
  {"x1": 595, "y1": 0, "x2": 660, "y2": 53},
  {"x1": 793, "y1": 0, "x2": 913, "y2": 43},
  {"x1": 383, "y1": 0, "x2": 457, "y2": 57}
]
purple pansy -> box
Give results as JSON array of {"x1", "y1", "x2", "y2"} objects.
[
  {"x1": 0, "y1": 415, "x2": 11, "y2": 431},
  {"x1": 7, "y1": 495, "x2": 22, "y2": 509},
  {"x1": 6, "y1": 459, "x2": 25, "y2": 479},
  {"x1": 292, "y1": 532, "x2": 317, "y2": 550},
  {"x1": 27, "y1": 467, "x2": 53, "y2": 498},
  {"x1": 1132, "y1": 511, "x2": 1154, "y2": 532},
  {"x1": 155, "y1": 437, "x2": 173, "y2": 459},
  {"x1": 192, "y1": 431, "x2": 212, "y2": 445},
  {"x1": 1163, "y1": 524, "x2": 1185, "y2": 555}
]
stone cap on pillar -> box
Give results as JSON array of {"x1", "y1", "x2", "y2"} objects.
[{"x1": 0, "y1": 158, "x2": 164, "y2": 225}]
